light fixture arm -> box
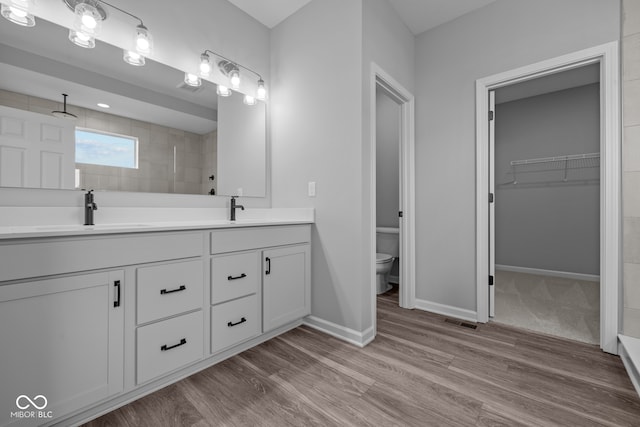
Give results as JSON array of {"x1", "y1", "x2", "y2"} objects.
[
  {"x1": 202, "y1": 49, "x2": 263, "y2": 81},
  {"x1": 93, "y1": 0, "x2": 145, "y2": 27}
]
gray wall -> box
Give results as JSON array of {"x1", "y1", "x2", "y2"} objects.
[
  {"x1": 495, "y1": 84, "x2": 600, "y2": 275},
  {"x1": 376, "y1": 87, "x2": 400, "y2": 228},
  {"x1": 414, "y1": 0, "x2": 619, "y2": 312}
]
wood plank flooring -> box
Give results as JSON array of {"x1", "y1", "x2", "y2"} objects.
[{"x1": 84, "y1": 287, "x2": 640, "y2": 426}]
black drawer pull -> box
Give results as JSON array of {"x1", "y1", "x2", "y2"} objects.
[
  {"x1": 160, "y1": 285, "x2": 186, "y2": 295},
  {"x1": 113, "y1": 280, "x2": 121, "y2": 308},
  {"x1": 227, "y1": 273, "x2": 247, "y2": 281},
  {"x1": 265, "y1": 257, "x2": 271, "y2": 275},
  {"x1": 161, "y1": 338, "x2": 187, "y2": 351},
  {"x1": 227, "y1": 317, "x2": 247, "y2": 327}
]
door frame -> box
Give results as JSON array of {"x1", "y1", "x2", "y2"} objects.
[
  {"x1": 369, "y1": 62, "x2": 416, "y2": 329},
  {"x1": 475, "y1": 42, "x2": 620, "y2": 354}
]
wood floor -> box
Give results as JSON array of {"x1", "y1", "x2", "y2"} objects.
[{"x1": 84, "y1": 287, "x2": 640, "y2": 426}]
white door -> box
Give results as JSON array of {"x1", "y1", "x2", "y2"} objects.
[
  {"x1": 488, "y1": 90, "x2": 496, "y2": 317},
  {"x1": 0, "y1": 105, "x2": 75, "y2": 189}
]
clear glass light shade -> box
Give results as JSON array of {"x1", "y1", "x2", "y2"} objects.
[
  {"x1": 1, "y1": 0, "x2": 36, "y2": 27},
  {"x1": 69, "y1": 29, "x2": 95, "y2": 48},
  {"x1": 184, "y1": 73, "x2": 201, "y2": 87},
  {"x1": 243, "y1": 95, "x2": 256, "y2": 106},
  {"x1": 199, "y1": 53, "x2": 211, "y2": 76},
  {"x1": 135, "y1": 25, "x2": 152, "y2": 55},
  {"x1": 256, "y1": 79, "x2": 266, "y2": 101},
  {"x1": 73, "y1": 2, "x2": 102, "y2": 36},
  {"x1": 229, "y1": 70, "x2": 240, "y2": 90},
  {"x1": 216, "y1": 85, "x2": 231, "y2": 97},
  {"x1": 123, "y1": 50, "x2": 145, "y2": 66}
]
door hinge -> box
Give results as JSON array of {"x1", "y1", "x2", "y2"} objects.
[
  {"x1": 489, "y1": 110, "x2": 494, "y2": 121},
  {"x1": 398, "y1": 211, "x2": 403, "y2": 218},
  {"x1": 489, "y1": 275, "x2": 494, "y2": 286},
  {"x1": 489, "y1": 193, "x2": 494, "y2": 203}
]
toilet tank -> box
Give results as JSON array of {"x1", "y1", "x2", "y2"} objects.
[{"x1": 376, "y1": 227, "x2": 399, "y2": 257}]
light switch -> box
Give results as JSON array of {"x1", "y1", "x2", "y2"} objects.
[
  {"x1": 237, "y1": 187, "x2": 243, "y2": 196},
  {"x1": 308, "y1": 181, "x2": 316, "y2": 197}
]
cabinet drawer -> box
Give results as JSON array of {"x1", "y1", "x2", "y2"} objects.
[
  {"x1": 211, "y1": 294, "x2": 259, "y2": 354},
  {"x1": 136, "y1": 310, "x2": 203, "y2": 384},
  {"x1": 210, "y1": 225, "x2": 310, "y2": 254},
  {"x1": 211, "y1": 252, "x2": 259, "y2": 304},
  {"x1": 137, "y1": 260, "x2": 203, "y2": 324}
]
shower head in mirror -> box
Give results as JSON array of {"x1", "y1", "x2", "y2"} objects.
[{"x1": 51, "y1": 93, "x2": 78, "y2": 119}]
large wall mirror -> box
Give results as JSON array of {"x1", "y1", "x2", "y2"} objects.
[{"x1": 0, "y1": 16, "x2": 266, "y2": 197}]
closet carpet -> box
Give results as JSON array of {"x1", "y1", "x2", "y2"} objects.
[
  {"x1": 83, "y1": 287, "x2": 639, "y2": 426},
  {"x1": 493, "y1": 269, "x2": 600, "y2": 344}
]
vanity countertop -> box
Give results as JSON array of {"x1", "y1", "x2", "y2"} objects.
[{"x1": 0, "y1": 218, "x2": 313, "y2": 240}]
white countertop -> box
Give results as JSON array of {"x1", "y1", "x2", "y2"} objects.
[{"x1": 0, "y1": 218, "x2": 314, "y2": 240}]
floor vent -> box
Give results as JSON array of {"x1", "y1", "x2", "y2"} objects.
[{"x1": 445, "y1": 318, "x2": 478, "y2": 330}]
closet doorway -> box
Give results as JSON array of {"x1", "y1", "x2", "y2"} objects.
[
  {"x1": 475, "y1": 42, "x2": 620, "y2": 354},
  {"x1": 490, "y1": 65, "x2": 601, "y2": 344}
]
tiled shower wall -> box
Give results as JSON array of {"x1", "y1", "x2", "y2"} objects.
[
  {"x1": 623, "y1": 0, "x2": 640, "y2": 338},
  {"x1": 0, "y1": 89, "x2": 217, "y2": 195}
]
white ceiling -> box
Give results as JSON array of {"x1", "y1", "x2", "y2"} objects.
[{"x1": 228, "y1": 0, "x2": 498, "y2": 35}]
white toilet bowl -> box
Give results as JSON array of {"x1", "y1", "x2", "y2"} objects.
[{"x1": 376, "y1": 253, "x2": 394, "y2": 294}]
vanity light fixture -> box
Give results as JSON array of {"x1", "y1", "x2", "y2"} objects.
[
  {"x1": 63, "y1": 0, "x2": 153, "y2": 62},
  {"x1": 1, "y1": 0, "x2": 36, "y2": 27},
  {"x1": 184, "y1": 72, "x2": 201, "y2": 87},
  {"x1": 123, "y1": 50, "x2": 145, "y2": 66},
  {"x1": 198, "y1": 49, "x2": 267, "y2": 102}
]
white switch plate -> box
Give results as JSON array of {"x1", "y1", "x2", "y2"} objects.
[
  {"x1": 237, "y1": 188, "x2": 243, "y2": 196},
  {"x1": 308, "y1": 181, "x2": 316, "y2": 197}
]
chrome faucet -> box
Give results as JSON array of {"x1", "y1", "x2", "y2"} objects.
[
  {"x1": 230, "y1": 196, "x2": 244, "y2": 221},
  {"x1": 84, "y1": 189, "x2": 98, "y2": 225}
]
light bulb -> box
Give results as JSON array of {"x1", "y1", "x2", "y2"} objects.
[
  {"x1": 230, "y1": 70, "x2": 240, "y2": 89},
  {"x1": 256, "y1": 79, "x2": 266, "y2": 101},
  {"x1": 135, "y1": 24, "x2": 153, "y2": 55},
  {"x1": 73, "y1": 2, "x2": 101, "y2": 36},
  {"x1": 184, "y1": 73, "x2": 201, "y2": 87},
  {"x1": 69, "y1": 29, "x2": 95, "y2": 48},
  {"x1": 217, "y1": 85, "x2": 231, "y2": 97},
  {"x1": 243, "y1": 95, "x2": 256, "y2": 106},
  {"x1": 123, "y1": 50, "x2": 145, "y2": 66},
  {"x1": 1, "y1": 0, "x2": 35, "y2": 27},
  {"x1": 199, "y1": 53, "x2": 211, "y2": 76}
]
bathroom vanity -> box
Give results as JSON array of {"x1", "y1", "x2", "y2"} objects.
[{"x1": 0, "y1": 220, "x2": 311, "y2": 427}]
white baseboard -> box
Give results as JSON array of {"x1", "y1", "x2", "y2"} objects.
[
  {"x1": 619, "y1": 335, "x2": 640, "y2": 397},
  {"x1": 303, "y1": 316, "x2": 375, "y2": 347},
  {"x1": 495, "y1": 264, "x2": 599, "y2": 282},
  {"x1": 415, "y1": 299, "x2": 478, "y2": 323}
]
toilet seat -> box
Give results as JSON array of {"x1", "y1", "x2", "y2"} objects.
[{"x1": 376, "y1": 253, "x2": 393, "y2": 263}]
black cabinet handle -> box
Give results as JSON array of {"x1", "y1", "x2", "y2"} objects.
[
  {"x1": 227, "y1": 317, "x2": 247, "y2": 327},
  {"x1": 265, "y1": 257, "x2": 271, "y2": 275},
  {"x1": 113, "y1": 280, "x2": 121, "y2": 308},
  {"x1": 161, "y1": 338, "x2": 187, "y2": 351},
  {"x1": 227, "y1": 273, "x2": 247, "y2": 281},
  {"x1": 160, "y1": 285, "x2": 186, "y2": 295}
]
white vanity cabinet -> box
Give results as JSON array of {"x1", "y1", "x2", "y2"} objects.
[
  {"x1": 0, "y1": 271, "x2": 124, "y2": 427},
  {"x1": 0, "y1": 222, "x2": 311, "y2": 426}
]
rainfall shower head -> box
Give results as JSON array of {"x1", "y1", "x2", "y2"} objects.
[{"x1": 51, "y1": 93, "x2": 78, "y2": 119}]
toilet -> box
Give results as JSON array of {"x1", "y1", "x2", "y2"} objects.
[{"x1": 376, "y1": 227, "x2": 399, "y2": 294}]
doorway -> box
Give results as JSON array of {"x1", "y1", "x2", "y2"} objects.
[
  {"x1": 476, "y1": 42, "x2": 620, "y2": 353},
  {"x1": 370, "y1": 63, "x2": 415, "y2": 335},
  {"x1": 490, "y1": 66, "x2": 601, "y2": 344}
]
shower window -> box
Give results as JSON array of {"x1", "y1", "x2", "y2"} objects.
[{"x1": 75, "y1": 128, "x2": 139, "y2": 169}]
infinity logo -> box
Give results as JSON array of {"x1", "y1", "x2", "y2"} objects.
[{"x1": 15, "y1": 395, "x2": 47, "y2": 410}]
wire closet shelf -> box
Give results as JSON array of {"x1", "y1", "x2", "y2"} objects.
[{"x1": 508, "y1": 152, "x2": 600, "y2": 184}]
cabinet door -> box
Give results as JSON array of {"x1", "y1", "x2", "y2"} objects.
[
  {"x1": 0, "y1": 271, "x2": 124, "y2": 427},
  {"x1": 263, "y1": 244, "x2": 310, "y2": 332}
]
